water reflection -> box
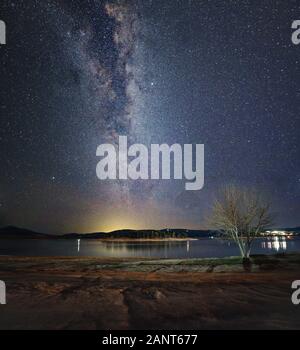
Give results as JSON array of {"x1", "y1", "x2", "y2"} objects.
[
  {"x1": 97, "y1": 241, "x2": 188, "y2": 259},
  {"x1": 1, "y1": 237, "x2": 299, "y2": 258},
  {"x1": 261, "y1": 236, "x2": 287, "y2": 251},
  {"x1": 75, "y1": 237, "x2": 297, "y2": 258}
]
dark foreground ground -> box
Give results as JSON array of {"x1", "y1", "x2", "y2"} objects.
[{"x1": 0, "y1": 254, "x2": 299, "y2": 330}]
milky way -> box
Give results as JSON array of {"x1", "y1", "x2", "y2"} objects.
[{"x1": 0, "y1": 0, "x2": 299, "y2": 233}]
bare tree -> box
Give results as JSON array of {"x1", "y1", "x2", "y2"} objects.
[{"x1": 209, "y1": 185, "x2": 273, "y2": 260}]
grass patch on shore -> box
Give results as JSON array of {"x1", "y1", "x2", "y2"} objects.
[
  {"x1": 134, "y1": 256, "x2": 243, "y2": 266},
  {"x1": 1, "y1": 253, "x2": 299, "y2": 274},
  {"x1": 97, "y1": 253, "x2": 300, "y2": 272}
]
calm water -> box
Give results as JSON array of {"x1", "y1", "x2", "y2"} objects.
[{"x1": 0, "y1": 237, "x2": 299, "y2": 259}]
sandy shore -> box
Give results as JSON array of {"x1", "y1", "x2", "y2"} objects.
[{"x1": 0, "y1": 255, "x2": 299, "y2": 330}]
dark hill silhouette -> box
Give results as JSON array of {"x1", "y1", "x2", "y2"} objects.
[
  {"x1": 0, "y1": 226, "x2": 215, "y2": 239},
  {"x1": 60, "y1": 229, "x2": 216, "y2": 239},
  {"x1": 0, "y1": 226, "x2": 299, "y2": 239},
  {"x1": 0, "y1": 226, "x2": 51, "y2": 239}
]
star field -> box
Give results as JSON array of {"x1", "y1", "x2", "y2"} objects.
[{"x1": 0, "y1": 0, "x2": 299, "y2": 233}]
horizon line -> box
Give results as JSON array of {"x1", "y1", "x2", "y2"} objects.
[{"x1": 1, "y1": 225, "x2": 300, "y2": 236}]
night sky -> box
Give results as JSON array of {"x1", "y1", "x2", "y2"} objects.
[{"x1": 0, "y1": 0, "x2": 299, "y2": 233}]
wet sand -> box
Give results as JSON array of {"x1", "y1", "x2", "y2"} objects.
[{"x1": 0, "y1": 255, "x2": 299, "y2": 330}]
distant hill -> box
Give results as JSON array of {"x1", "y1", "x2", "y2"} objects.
[
  {"x1": 60, "y1": 229, "x2": 216, "y2": 240},
  {"x1": 0, "y1": 226, "x2": 299, "y2": 240},
  {"x1": 0, "y1": 226, "x2": 216, "y2": 240},
  {"x1": 281, "y1": 227, "x2": 300, "y2": 233},
  {"x1": 0, "y1": 226, "x2": 51, "y2": 239},
  {"x1": 160, "y1": 229, "x2": 215, "y2": 238}
]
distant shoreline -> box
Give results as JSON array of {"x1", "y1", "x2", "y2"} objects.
[
  {"x1": 86, "y1": 238, "x2": 199, "y2": 242},
  {"x1": 0, "y1": 237, "x2": 199, "y2": 242},
  {"x1": 0, "y1": 235, "x2": 299, "y2": 241},
  {"x1": 0, "y1": 225, "x2": 299, "y2": 240}
]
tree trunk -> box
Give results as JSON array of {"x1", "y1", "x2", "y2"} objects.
[
  {"x1": 245, "y1": 241, "x2": 252, "y2": 259},
  {"x1": 233, "y1": 236, "x2": 253, "y2": 271},
  {"x1": 242, "y1": 243, "x2": 252, "y2": 271},
  {"x1": 242, "y1": 257, "x2": 251, "y2": 272}
]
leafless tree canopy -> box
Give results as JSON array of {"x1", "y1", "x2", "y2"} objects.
[{"x1": 209, "y1": 185, "x2": 273, "y2": 259}]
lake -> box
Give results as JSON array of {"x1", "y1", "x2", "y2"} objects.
[{"x1": 0, "y1": 236, "x2": 299, "y2": 259}]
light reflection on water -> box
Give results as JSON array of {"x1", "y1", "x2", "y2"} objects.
[
  {"x1": 261, "y1": 237, "x2": 287, "y2": 251},
  {"x1": 0, "y1": 236, "x2": 299, "y2": 258}
]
